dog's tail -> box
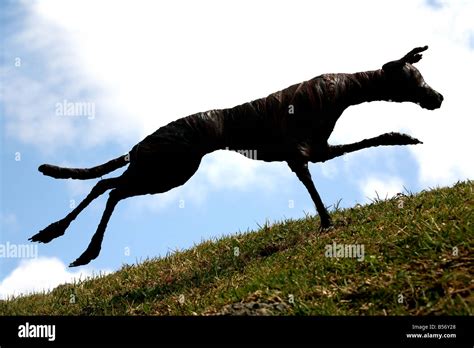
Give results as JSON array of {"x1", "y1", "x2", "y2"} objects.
[{"x1": 38, "y1": 154, "x2": 129, "y2": 179}]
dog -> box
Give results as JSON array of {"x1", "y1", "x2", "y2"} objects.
[{"x1": 30, "y1": 45, "x2": 443, "y2": 266}]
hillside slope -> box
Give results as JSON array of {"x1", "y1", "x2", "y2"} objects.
[{"x1": 1, "y1": 180, "x2": 472, "y2": 315}]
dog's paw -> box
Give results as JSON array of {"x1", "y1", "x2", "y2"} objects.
[
  {"x1": 69, "y1": 253, "x2": 94, "y2": 267},
  {"x1": 69, "y1": 245, "x2": 101, "y2": 267},
  {"x1": 319, "y1": 216, "x2": 333, "y2": 232},
  {"x1": 29, "y1": 220, "x2": 69, "y2": 243},
  {"x1": 319, "y1": 224, "x2": 334, "y2": 233},
  {"x1": 401, "y1": 134, "x2": 423, "y2": 145},
  {"x1": 69, "y1": 257, "x2": 91, "y2": 267},
  {"x1": 384, "y1": 132, "x2": 422, "y2": 145}
]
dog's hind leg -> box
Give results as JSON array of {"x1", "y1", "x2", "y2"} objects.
[
  {"x1": 69, "y1": 188, "x2": 129, "y2": 267},
  {"x1": 29, "y1": 177, "x2": 120, "y2": 243}
]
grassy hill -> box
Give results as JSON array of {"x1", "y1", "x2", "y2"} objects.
[{"x1": 1, "y1": 180, "x2": 472, "y2": 315}]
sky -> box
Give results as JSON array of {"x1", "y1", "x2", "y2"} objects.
[{"x1": 0, "y1": 0, "x2": 472, "y2": 299}]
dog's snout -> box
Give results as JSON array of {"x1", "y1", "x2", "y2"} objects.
[{"x1": 419, "y1": 89, "x2": 444, "y2": 110}]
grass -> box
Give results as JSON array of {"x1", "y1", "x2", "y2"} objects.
[{"x1": 1, "y1": 180, "x2": 472, "y2": 315}]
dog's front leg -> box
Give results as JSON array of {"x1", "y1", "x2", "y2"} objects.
[
  {"x1": 325, "y1": 132, "x2": 422, "y2": 161},
  {"x1": 287, "y1": 160, "x2": 332, "y2": 230}
]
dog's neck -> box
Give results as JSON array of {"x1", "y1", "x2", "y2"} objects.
[
  {"x1": 208, "y1": 69, "x2": 394, "y2": 153},
  {"x1": 340, "y1": 69, "x2": 392, "y2": 108}
]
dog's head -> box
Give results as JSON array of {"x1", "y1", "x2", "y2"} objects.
[{"x1": 381, "y1": 46, "x2": 443, "y2": 110}]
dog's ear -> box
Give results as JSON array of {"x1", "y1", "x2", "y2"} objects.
[
  {"x1": 382, "y1": 45, "x2": 428, "y2": 71},
  {"x1": 402, "y1": 45, "x2": 428, "y2": 64}
]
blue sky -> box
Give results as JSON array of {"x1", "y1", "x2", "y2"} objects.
[{"x1": 1, "y1": 0, "x2": 473, "y2": 298}]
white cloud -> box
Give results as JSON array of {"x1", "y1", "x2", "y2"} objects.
[
  {"x1": 200, "y1": 150, "x2": 292, "y2": 191},
  {"x1": 359, "y1": 176, "x2": 405, "y2": 202},
  {"x1": 126, "y1": 182, "x2": 203, "y2": 214},
  {"x1": 126, "y1": 150, "x2": 293, "y2": 213},
  {"x1": 320, "y1": 160, "x2": 339, "y2": 179},
  {"x1": 2, "y1": 0, "x2": 473, "y2": 202},
  {"x1": 65, "y1": 179, "x2": 95, "y2": 199},
  {"x1": 0, "y1": 212, "x2": 19, "y2": 233},
  {"x1": 0, "y1": 257, "x2": 110, "y2": 300},
  {"x1": 328, "y1": 2, "x2": 474, "y2": 187}
]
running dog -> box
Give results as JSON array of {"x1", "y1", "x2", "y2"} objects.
[{"x1": 30, "y1": 46, "x2": 443, "y2": 266}]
